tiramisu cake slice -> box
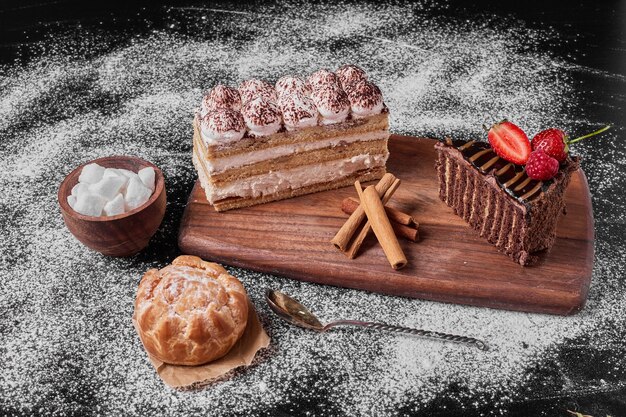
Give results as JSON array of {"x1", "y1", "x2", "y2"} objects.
[
  {"x1": 435, "y1": 121, "x2": 582, "y2": 265},
  {"x1": 192, "y1": 65, "x2": 389, "y2": 211}
]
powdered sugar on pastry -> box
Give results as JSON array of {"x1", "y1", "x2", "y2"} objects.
[{"x1": 134, "y1": 256, "x2": 248, "y2": 366}]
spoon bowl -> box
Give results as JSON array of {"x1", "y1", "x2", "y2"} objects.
[{"x1": 265, "y1": 289, "x2": 324, "y2": 330}]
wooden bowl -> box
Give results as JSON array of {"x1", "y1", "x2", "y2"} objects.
[{"x1": 58, "y1": 156, "x2": 167, "y2": 257}]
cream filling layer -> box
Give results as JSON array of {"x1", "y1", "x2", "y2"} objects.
[
  {"x1": 201, "y1": 153, "x2": 388, "y2": 202},
  {"x1": 200, "y1": 130, "x2": 389, "y2": 173}
]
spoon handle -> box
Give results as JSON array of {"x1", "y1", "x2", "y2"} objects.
[{"x1": 324, "y1": 320, "x2": 488, "y2": 351}]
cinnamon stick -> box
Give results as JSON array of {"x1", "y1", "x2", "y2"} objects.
[
  {"x1": 346, "y1": 179, "x2": 401, "y2": 259},
  {"x1": 330, "y1": 173, "x2": 396, "y2": 251},
  {"x1": 355, "y1": 184, "x2": 407, "y2": 270},
  {"x1": 342, "y1": 197, "x2": 418, "y2": 228},
  {"x1": 393, "y1": 223, "x2": 419, "y2": 242},
  {"x1": 342, "y1": 200, "x2": 419, "y2": 243}
]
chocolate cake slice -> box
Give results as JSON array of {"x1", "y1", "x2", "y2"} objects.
[{"x1": 435, "y1": 138, "x2": 579, "y2": 265}]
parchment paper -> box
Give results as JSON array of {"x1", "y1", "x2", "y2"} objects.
[{"x1": 133, "y1": 300, "x2": 270, "y2": 389}]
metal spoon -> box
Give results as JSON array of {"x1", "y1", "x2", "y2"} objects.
[{"x1": 265, "y1": 289, "x2": 488, "y2": 351}]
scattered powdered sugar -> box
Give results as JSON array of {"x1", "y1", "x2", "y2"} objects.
[{"x1": 1, "y1": 1, "x2": 624, "y2": 415}]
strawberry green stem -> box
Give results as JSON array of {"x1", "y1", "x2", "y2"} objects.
[{"x1": 567, "y1": 124, "x2": 612, "y2": 145}]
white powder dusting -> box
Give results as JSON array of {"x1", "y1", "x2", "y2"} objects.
[{"x1": 1, "y1": 1, "x2": 624, "y2": 416}]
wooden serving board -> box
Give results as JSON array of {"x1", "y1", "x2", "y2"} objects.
[{"x1": 178, "y1": 135, "x2": 594, "y2": 315}]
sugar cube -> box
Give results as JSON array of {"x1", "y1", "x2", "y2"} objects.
[
  {"x1": 78, "y1": 163, "x2": 105, "y2": 184},
  {"x1": 71, "y1": 182, "x2": 90, "y2": 197},
  {"x1": 103, "y1": 194, "x2": 125, "y2": 216},
  {"x1": 88, "y1": 176, "x2": 126, "y2": 201},
  {"x1": 118, "y1": 169, "x2": 140, "y2": 190},
  {"x1": 73, "y1": 193, "x2": 106, "y2": 217},
  {"x1": 124, "y1": 177, "x2": 152, "y2": 211},
  {"x1": 67, "y1": 195, "x2": 77, "y2": 209},
  {"x1": 117, "y1": 169, "x2": 136, "y2": 178},
  {"x1": 103, "y1": 168, "x2": 122, "y2": 178},
  {"x1": 138, "y1": 167, "x2": 156, "y2": 192},
  {"x1": 103, "y1": 168, "x2": 130, "y2": 193}
]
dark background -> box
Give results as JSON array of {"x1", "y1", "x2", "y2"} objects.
[{"x1": 1, "y1": 1, "x2": 625, "y2": 416}]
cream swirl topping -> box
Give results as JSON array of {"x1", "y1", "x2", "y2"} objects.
[
  {"x1": 279, "y1": 93, "x2": 319, "y2": 131},
  {"x1": 307, "y1": 69, "x2": 340, "y2": 91},
  {"x1": 310, "y1": 84, "x2": 350, "y2": 125},
  {"x1": 336, "y1": 64, "x2": 367, "y2": 90},
  {"x1": 238, "y1": 79, "x2": 278, "y2": 105},
  {"x1": 275, "y1": 75, "x2": 312, "y2": 98},
  {"x1": 346, "y1": 80, "x2": 383, "y2": 118},
  {"x1": 200, "y1": 85, "x2": 242, "y2": 116},
  {"x1": 241, "y1": 97, "x2": 282, "y2": 136},
  {"x1": 200, "y1": 109, "x2": 246, "y2": 144}
]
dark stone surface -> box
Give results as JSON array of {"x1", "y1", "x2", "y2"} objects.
[{"x1": 0, "y1": 0, "x2": 624, "y2": 416}]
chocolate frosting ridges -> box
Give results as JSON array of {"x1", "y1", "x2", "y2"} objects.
[
  {"x1": 198, "y1": 64, "x2": 386, "y2": 143},
  {"x1": 443, "y1": 138, "x2": 551, "y2": 204}
]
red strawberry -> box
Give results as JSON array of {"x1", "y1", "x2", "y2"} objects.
[
  {"x1": 531, "y1": 128, "x2": 568, "y2": 162},
  {"x1": 525, "y1": 150, "x2": 559, "y2": 181},
  {"x1": 487, "y1": 121, "x2": 532, "y2": 165}
]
